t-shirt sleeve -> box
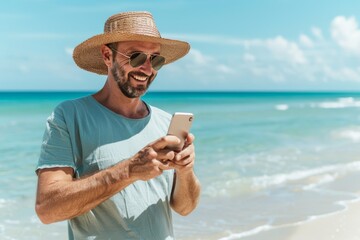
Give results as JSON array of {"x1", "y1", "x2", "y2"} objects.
[{"x1": 36, "y1": 105, "x2": 76, "y2": 172}]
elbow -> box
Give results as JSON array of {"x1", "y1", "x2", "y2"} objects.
[
  {"x1": 35, "y1": 202, "x2": 56, "y2": 224},
  {"x1": 176, "y1": 208, "x2": 193, "y2": 216},
  {"x1": 179, "y1": 184, "x2": 201, "y2": 216},
  {"x1": 186, "y1": 197, "x2": 201, "y2": 216},
  {"x1": 173, "y1": 196, "x2": 201, "y2": 216},
  {"x1": 175, "y1": 201, "x2": 198, "y2": 216},
  {"x1": 172, "y1": 177, "x2": 202, "y2": 216}
]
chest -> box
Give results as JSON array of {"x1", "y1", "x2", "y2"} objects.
[{"x1": 72, "y1": 114, "x2": 168, "y2": 176}]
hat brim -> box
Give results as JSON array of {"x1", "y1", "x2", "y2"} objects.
[{"x1": 73, "y1": 33, "x2": 190, "y2": 75}]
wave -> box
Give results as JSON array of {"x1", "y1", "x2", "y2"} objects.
[
  {"x1": 275, "y1": 104, "x2": 289, "y2": 111},
  {"x1": 218, "y1": 224, "x2": 273, "y2": 240},
  {"x1": 311, "y1": 97, "x2": 360, "y2": 109},
  {"x1": 204, "y1": 161, "x2": 360, "y2": 198},
  {"x1": 0, "y1": 198, "x2": 7, "y2": 208},
  {"x1": 333, "y1": 128, "x2": 360, "y2": 142},
  {"x1": 218, "y1": 197, "x2": 360, "y2": 240}
]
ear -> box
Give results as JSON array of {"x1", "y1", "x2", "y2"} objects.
[{"x1": 101, "y1": 45, "x2": 113, "y2": 67}]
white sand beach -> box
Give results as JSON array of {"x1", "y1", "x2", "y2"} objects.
[{"x1": 239, "y1": 199, "x2": 360, "y2": 240}]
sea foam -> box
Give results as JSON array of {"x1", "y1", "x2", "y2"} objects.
[
  {"x1": 218, "y1": 224, "x2": 273, "y2": 240},
  {"x1": 204, "y1": 161, "x2": 360, "y2": 197},
  {"x1": 275, "y1": 104, "x2": 289, "y2": 111},
  {"x1": 336, "y1": 128, "x2": 360, "y2": 142},
  {"x1": 312, "y1": 97, "x2": 360, "y2": 109}
]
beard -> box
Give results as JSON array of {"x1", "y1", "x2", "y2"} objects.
[{"x1": 111, "y1": 60, "x2": 155, "y2": 98}]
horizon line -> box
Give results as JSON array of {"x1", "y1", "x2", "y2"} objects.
[{"x1": 2, "y1": 90, "x2": 360, "y2": 93}]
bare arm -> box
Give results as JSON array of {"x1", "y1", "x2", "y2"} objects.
[
  {"x1": 35, "y1": 136, "x2": 179, "y2": 224},
  {"x1": 170, "y1": 134, "x2": 201, "y2": 216}
]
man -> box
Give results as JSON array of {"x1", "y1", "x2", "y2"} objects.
[{"x1": 35, "y1": 11, "x2": 201, "y2": 240}]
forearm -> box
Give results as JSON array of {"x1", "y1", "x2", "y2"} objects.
[
  {"x1": 170, "y1": 170, "x2": 201, "y2": 216},
  {"x1": 36, "y1": 160, "x2": 134, "y2": 224},
  {"x1": 36, "y1": 136, "x2": 179, "y2": 224}
]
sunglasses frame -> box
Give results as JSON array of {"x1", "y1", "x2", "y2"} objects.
[{"x1": 108, "y1": 47, "x2": 166, "y2": 71}]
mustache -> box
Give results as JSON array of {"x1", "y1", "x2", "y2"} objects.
[{"x1": 129, "y1": 71, "x2": 150, "y2": 78}]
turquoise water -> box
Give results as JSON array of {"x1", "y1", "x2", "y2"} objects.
[{"x1": 2, "y1": 91, "x2": 360, "y2": 239}]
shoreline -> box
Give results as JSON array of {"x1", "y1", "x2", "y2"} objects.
[{"x1": 220, "y1": 198, "x2": 360, "y2": 240}]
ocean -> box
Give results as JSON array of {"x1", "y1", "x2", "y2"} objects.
[{"x1": 1, "y1": 91, "x2": 360, "y2": 239}]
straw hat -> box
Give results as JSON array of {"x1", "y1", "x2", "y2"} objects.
[{"x1": 73, "y1": 11, "x2": 190, "y2": 75}]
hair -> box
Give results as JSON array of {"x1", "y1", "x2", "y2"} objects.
[{"x1": 106, "y1": 42, "x2": 119, "y2": 60}]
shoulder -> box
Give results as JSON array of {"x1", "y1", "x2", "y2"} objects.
[
  {"x1": 146, "y1": 105, "x2": 172, "y2": 133},
  {"x1": 53, "y1": 96, "x2": 92, "y2": 115},
  {"x1": 56, "y1": 96, "x2": 92, "y2": 111},
  {"x1": 149, "y1": 105, "x2": 172, "y2": 122},
  {"x1": 48, "y1": 96, "x2": 93, "y2": 123}
]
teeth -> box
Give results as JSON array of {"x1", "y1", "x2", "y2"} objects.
[{"x1": 132, "y1": 74, "x2": 147, "y2": 81}]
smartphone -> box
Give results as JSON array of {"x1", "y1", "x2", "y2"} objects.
[{"x1": 167, "y1": 112, "x2": 194, "y2": 151}]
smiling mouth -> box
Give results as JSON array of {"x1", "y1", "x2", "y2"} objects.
[{"x1": 130, "y1": 74, "x2": 148, "y2": 82}]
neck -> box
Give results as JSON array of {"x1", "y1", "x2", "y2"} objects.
[{"x1": 92, "y1": 81, "x2": 149, "y2": 119}]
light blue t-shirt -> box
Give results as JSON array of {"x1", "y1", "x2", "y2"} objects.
[{"x1": 37, "y1": 96, "x2": 175, "y2": 240}]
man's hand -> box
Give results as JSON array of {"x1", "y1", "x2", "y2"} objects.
[
  {"x1": 170, "y1": 133, "x2": 196, "y2": 174},
  {"x1": 129, "y1": 135, "x2": 180, "y2": 181}
]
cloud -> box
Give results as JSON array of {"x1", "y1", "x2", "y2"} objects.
[
  {"x1": 216, "y1": 64, "x2": 235, "y2": 74},
  {"x1": 5, "y1": 33, "x2": 73, "y2": 40},
  {"x1": 243, "y1": 53, "x2": 256, "y2": 62},
  {"x1": 187, "y1": 49, "x2": 214, "y2": 65},
  {"x1": 323, "y1": 65, "x2": 360, "y2": 82},
  {"x1": 171, "y1": 33, "x2": 308, "y2": 68},
  {"x1": 299, "y1": 34, "x2": 314, "y2": 48},
  {"x1": 171, "y1": 32, "x2": 307, "y2": 65},
  {"x1": 331, "y1": 16, "x2": 360, "y2": 55},
  {"x1": 65, "y1": 47, "x2": 74, "y2": 56},
  {"x1": 164, "y1": 33, "x2": 260, "y2": 47},
  {"x1": 265, "y1": 36, "x2": 307, "y2": 64},
  {"x1": 311, "y1": 27, "x2": 323, "y2": 40},
  {"x1": 185, "y1": 49, "x2": 237, "y2": 76},
  {"x1": 167, "y1": 15, "x2": 360, "y2": 88},
  {"x1": 165, "y1": 37, "x2": 311, "y2": 86},
  {"x1": 164, "y1": 48, "x2": 236, "y2": 86},
  {"x1": 249, "y1": 65, "x2": 286, "y2": 82}
]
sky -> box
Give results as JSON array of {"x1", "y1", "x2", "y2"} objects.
[{"x1": 1, "y1": 0, "x2": 360, "y2": 91}]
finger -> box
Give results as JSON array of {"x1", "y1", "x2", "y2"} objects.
[
  {"x1": 187, "y1": 133, "x2": 195, "y2": 143},
  {"x1": 145, "y1": 147, "x2": 158, "y2": 159},
  {"x1": 152, "y1": 135, "x2": 180, "y2": 151},
  {"x1": 158, "y1": 160, "x2": 176, "y2": 170},
  {"x1": 175, "y1": 143, "x2": 194, "y2": 161},
  {"x1": 174, "y1": 153, "x2": 195, "y2": 166},
  {"x1": 156, "y1": 149, "x2": 176, "y2": 161},
  {"x1": 133, "y1": 146, "x2": 158, "y2": 163},
  {"x1": 183, "y1": 133, "x2": 195, "y2": 148}
]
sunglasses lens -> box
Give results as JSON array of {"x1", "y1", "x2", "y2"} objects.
[
  {"x1": 129, "y1": 53, "x2": 147, "y2": 68},
  {"x1": 128, "y1": 52, "x2": 165, "y2": 71},
  {"x1": 151, "y1": 55, "x2": 166, "y2": 71}
]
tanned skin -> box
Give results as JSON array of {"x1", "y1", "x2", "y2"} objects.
[{"x1": 35, "y1": 41, "x2": 201, "y2": 224}]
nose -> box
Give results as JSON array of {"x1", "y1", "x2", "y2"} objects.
[{"x1": 139, "y1": 57, "x2": 153, "y2": 75}]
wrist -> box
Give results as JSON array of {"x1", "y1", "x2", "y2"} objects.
[
  {"x1": 125, "y1": 157, "x2": 139, "y2": 182},
  {"x1": 175, "y1": 168, "x2": 195, "y2": 179},
  {"x1": 112, "y1": 158, "x2": 136, "y2": 183}
]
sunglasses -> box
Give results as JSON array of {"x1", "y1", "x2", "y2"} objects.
[{"x1": 109, "y1": 47, "x2": 166, "y2": 71}]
